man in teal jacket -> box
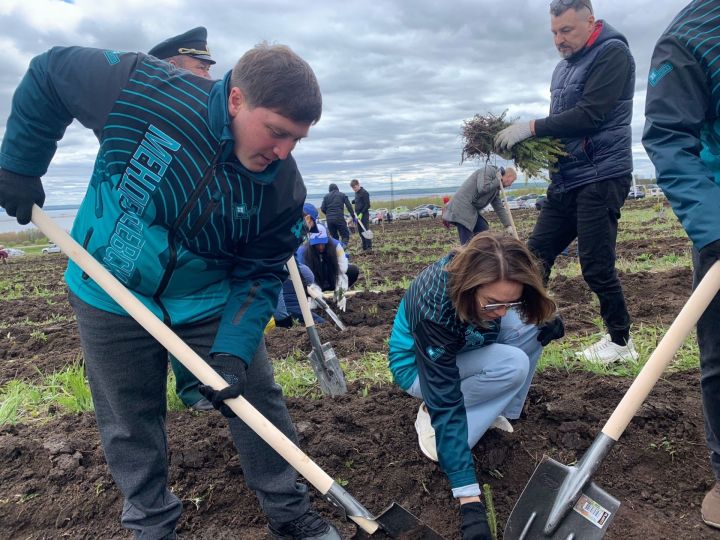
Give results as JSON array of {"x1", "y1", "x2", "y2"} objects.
[
  {"x1": 0, "y1": 43, "x2": 340, "y2": 540},
  {"x1": 642, "y1": 0, "x2": 720, "y2": 529}
]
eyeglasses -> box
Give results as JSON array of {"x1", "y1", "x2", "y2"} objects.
[{"x1": 479, "y1": 301, "x2": 523, "y2": 313}]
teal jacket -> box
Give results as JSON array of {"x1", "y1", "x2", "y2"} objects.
[
  {"x1": 389, "y1": 255, "x2": 500, "y2": 492},
  {"x1": 0, "y1": 47, "x2": 307, "y2": 365},
  {"x1": 643, "y1": 1, "x2": 720, "y2": 250}
]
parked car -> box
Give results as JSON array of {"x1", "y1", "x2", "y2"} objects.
[
  {"x1": 4, "y1": 247, "x2": 25, "y2": 257},
  {"x1": 409, "y1": 206, "x2": 433, "y2": 220},
  {"x1": 414, "y1": 203, "x2": 442, "y2": 218},
  {"x1": 390, "y1": 206, "x2": 411, "y2": 220},
  {"x1": 627, "y1": 186, "x2": 646, "y2": 199},
  {"x1": 505, "y1": 196, "x2": 527, "y2": 210},
  {"x1": 645, "y1": 184, "x2": 664, "y2": 197},
  {"x1": 42, "y1": 243, "x2": 61, "y2": 254},
  {"x1": 371, "y1": 208, "x2": 391, "y2": 224}
]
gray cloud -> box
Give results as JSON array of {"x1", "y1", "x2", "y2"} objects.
[{"x1": 0, "y1": 0, "x2": 689, "y2": 204}]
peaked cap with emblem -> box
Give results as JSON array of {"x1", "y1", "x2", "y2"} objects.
[{"x1": 148, "y1": 26, "x2": 215, "y2": 64}]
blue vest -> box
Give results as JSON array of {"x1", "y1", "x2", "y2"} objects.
[{"x1": 549, "y1": 22, "x2": 635, "y2": 190}]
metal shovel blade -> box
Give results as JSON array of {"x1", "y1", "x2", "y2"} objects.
[
  {"x1": 314, "y1": 296, "x2": 347, "y2": 331},
  {"x1": 350, "y1": 503, "x2": 446, "y2": 539},
  {"x1": 361, "y1": 229, "x2": 374, "y2": 240},
  {"x1": 308, "y1": 341, "x2": 347, "y2": 396},
  {"x1": 504, "y1": 457, "x2": 619, "y2": 540}
]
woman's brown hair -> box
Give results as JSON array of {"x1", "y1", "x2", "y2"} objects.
[{"x1": 445, "y1": 232, "x2": 556, "y2": 325}]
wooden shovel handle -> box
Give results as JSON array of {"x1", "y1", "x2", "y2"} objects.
[
  {"x1": 30, "y1": 207, "x2": 348, "y2": 504},
  {"x1": 602, "y1": 261, "x2": 720, "y2": 440},
  {"x1": 287, "y1": 256, "x2": 317, "y2": 329},
  {"x1": 499, "y1": 184, "x2": 520, "y2": 240}
]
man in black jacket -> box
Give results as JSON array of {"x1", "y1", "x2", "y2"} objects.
[
  {"x1": 494, "y1": 0, "x2": 637, "y2": 366},
  {"x1": 350, "y1": 178, "x2": 372, "y2": 251},
  {"x1": 320, "y1": 183, "x2": 355, "y2": 246}
]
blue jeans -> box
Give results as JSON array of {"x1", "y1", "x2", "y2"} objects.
[
  {"x1": 453, "y1": 214, "x2": 490, "y2": 245},
  {"x1": 69, "y1": 292, "x2": 309, "y2": 539},
  {"x1": 528, "y1": 177, "x2": 632, "y2": 343},
  {"x1": 407, "y1": 310, "x2": 542, "y2": 448}
]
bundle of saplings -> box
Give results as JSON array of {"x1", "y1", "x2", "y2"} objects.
[{"x1": 460, "y1": 111, "x2": 566, "y2": 179}]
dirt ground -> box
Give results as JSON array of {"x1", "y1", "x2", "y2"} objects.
[{"x1": 1, "y1": 205, "x2": 718, "y2": 539}]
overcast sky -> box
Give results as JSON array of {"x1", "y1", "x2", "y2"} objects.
[{"x1": 0, "y1": 0, "x2": 690, "y2": 205}]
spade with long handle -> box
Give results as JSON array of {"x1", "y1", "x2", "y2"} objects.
[{"x1": 504, "y1": 260, "x2": 720, "y2": 539}]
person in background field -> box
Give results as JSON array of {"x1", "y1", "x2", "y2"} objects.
[
  {"x1": 296, "y1": 222, "x2": 359, "y2": 312},
  {"x1": 642, "y1": 0, "x2": 720, "y2": 529},
  {"x1": 274, "y1": 258, "x2": 326, "y2": 328},
  {"x1": 388, "y1": 233, "x2": 563, "y2": 540},
  {"x1": 0, "y1": 244, "x2": 8, "y2": 264},
  {"x1": 0, "y1": 41, "x2": 342, "y2": 539},
  {"x1": 350, "y1": 178, "x2": 372, "y2": 251},
  {"x1": 149, "y1": 27, "x2": 217, "y2": 412},
  {"x1": 320, "y1": 183, "x2": 355, "y2": 246},
  {"x1": 443, "y1": 165, "x2": 517, "y2": 244},
  {"x1": 494, "y1": 0, "x2": 638, "y2": 365},
  {"x1": 148, "y1": 26, "x2": 215, "y2": 78}
]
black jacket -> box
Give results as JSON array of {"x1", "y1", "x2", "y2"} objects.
[
  {"x1": 321, "y1": 185, "x2": 355, "y2": 222},
  {"x1": 352, "y1": 187, "x2": 371, "y2": 217}
]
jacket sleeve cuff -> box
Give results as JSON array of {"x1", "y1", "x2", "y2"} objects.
[
  {"x1": 447, "y1": 468, "x2": 479, "y2": 490},
  {"x1": 452, "y1": 483, "x2": 481, "y2": 498}
]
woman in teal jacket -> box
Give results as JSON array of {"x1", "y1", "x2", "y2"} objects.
[{"x1": 389, "y1": 232, "x2": 562, "y2": 539}]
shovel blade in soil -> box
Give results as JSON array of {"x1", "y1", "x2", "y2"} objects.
[
  {"x1": 504, "y1": 458, "x2": 619, "y2": 540},
  {"x1": 350, "y1": 502, "x2": 446, "y2": 539},
  {"x1": 308, "y1": 342, "x2": 347, "y2": 396}
]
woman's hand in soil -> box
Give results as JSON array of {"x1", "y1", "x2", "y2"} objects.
[
  {"x1": 198, "y1": 353, "x2": 248, "y2": 418},
  {"x1": 537, "y1": 314, "x2": 565, "y2": 346},
  {"x1": 460, "y1": 501, "x2": 492, "y2": 540}
]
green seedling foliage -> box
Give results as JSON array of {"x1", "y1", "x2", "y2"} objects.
[{"x1": 482, "y1": 483, "x2": 498, "y2": 540}]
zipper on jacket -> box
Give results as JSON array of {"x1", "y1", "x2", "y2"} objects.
[
  {"x1": 188, "y1": 192, "x2": 221, "y2": 238},
  {"x1": 81, "y1": 228, "x2": 94, "y2": 280},
  {"x1": 153, "y1": 148, "x2": 223, "y2": 324}
]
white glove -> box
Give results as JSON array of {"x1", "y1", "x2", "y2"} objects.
[
  {"x1": 307, "y1": 297, "x2": 318, "y2": 309},
  {"x1": 334, "y1": 288, "x2": 347, "y2": 312},
  {"x1": 494, "y1": 121, "x2": 533, "y2": 153},
  {"x1": 307, "y1": 283, "x2": 323, "y2": 299}
]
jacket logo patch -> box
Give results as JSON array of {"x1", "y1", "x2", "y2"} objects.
[
  {"x1": 233, "y1": 203, "x2": 257, "y2": 220},
  {"x1": 648, "y1": 63, "x2": 673, "y2": 87},
  {"x1": 426, "y1": 346, "x2": 445, "y2": 361},
  {"x1": 104, "y1": 50, "x2": 121, "y2": 65},
  {"x1": 464, "y1": 328, "x2": 485, "y2": 347},
  {"x1": 291, "y1": 218, "x2": 304, "y2": 239}
]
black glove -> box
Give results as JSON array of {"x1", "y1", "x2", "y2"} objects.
[
  {"x1": 460, "y1": 501, "x2": 492, "y2": 540},
  {"x1": 0, "y1": 169, "x2": 45, "y2": 225},
  {"x1": 537, "y1": 314, "x2": 565, "y2": 346},
  {"x1": 198, "y1": 353, "x2": 248, "y2": 418},
  {"x1": 698, "y1": 239, "x2": 720, "y2": 276}
]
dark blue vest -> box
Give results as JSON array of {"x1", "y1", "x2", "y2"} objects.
[{"x1": 549, "y1": 23, "x2": 635, "y2": 190}]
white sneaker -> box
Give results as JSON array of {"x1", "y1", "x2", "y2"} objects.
[
  {"x1": 490, "y1": 415, "x2": 514, "y2": 433},
  {"x1": 414, "y1": 403, "x2": 438, "y2": 462},
  {"x1": 575, "y1": 334, "x2": 639, "y2": 365}
]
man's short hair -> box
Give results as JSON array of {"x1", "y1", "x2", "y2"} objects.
[
  {"x1": 350, "y1": 179, "x2": 360, "y2": 187},
  {"x1": 549, "y1": 0, "x2": 593, "y2": 16},
  {"x1": 230, "y1": 42, "x2": 322, "y2": 125}
]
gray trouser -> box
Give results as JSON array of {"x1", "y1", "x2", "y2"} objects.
[{"x1": 69, "y1": 292, "x2": 309, "y2": 539}]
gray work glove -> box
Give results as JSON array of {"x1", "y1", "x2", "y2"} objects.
[
  {"x1": 198, "y1": 353, "x2": 248, "y2": 418},
  {"x1": 0, "y1": 169, "x2": 45, "y2": 225},
  {"x1": 494, "y1": 121, "x2": 533, "y2": 153}
]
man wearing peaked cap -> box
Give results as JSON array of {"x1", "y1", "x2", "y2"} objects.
[{"x1": 148, "y1": 26, "x2": 215, "y2": 78}]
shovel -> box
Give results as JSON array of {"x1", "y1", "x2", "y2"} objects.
[
  {"x1": 504, "y1": 260, "x2": 720, "y2": 539},
  {"x1": 499, "y1": 184, "x2": 520, "y2": 240},
  {"x1": 357, "y1": 217, "x2": 374, "y2": 239},
  {"x1": 31, "y1": 205, "x2": 445, "y2": 540},
  {"x1": 307, "y1": 285, "x2": 347, "y2": 331},
  {"x1": 287, "y1": 256, "x2": 348, "y2": 396}
]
